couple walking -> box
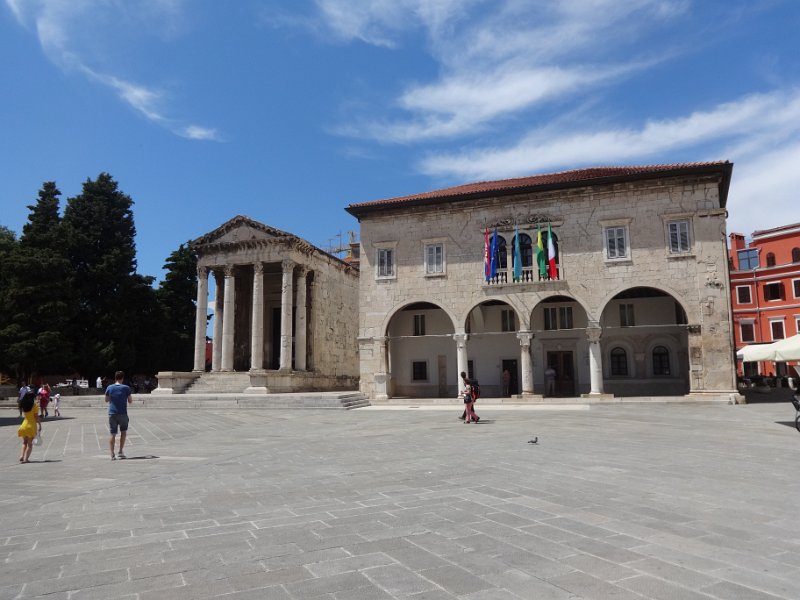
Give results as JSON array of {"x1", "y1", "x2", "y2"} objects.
[{"x1": 459, "y1": 371, "x2": 480, "y2": 424}]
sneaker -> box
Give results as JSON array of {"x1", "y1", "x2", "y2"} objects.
[
  {"x1": 117, "y1": 452, "x2": 126, "y2": 460},
  {"x1": 111, "y1": 454, "x2": 116, "y2": 461}
]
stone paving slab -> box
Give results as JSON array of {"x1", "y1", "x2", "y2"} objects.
[{"x1": 1, "y1": 402, "x2": 800, "y2": 599}]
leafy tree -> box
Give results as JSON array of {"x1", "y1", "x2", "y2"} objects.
[
  {"x1": 156, "y1": 243, "x2": 198, "y2": 371},
  {"x1": 0, "y1": 183, "x2": 73, "y2": 378},
  {"x1": 0, "y1": 225, "x2": 18, "y2": 375},
  {"x1": 61, "y1": 173, "x2": 152, "y2": 376}
]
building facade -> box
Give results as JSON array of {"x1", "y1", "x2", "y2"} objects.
[
  {"x1": 347, "y1": 163, "x2": 738, "y2": 401},
  {"x1": 157, "y1": 216, "x2": 359, "y2": 394},
  {"x1": 729, "y1": 222, "x2": 800, "y2": 377}
]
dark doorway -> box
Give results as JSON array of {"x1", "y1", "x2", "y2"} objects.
[
  {"x1": 501, "y1": 359, "x2": 519, "y2": 396},
  {"x1": 546, "y1": 351, "x2": 575, "y2": 397},
  {"x1": 271, "y1": 308, "x2": 281, "y2": 370}
]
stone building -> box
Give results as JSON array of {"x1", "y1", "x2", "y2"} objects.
[
  {"x1": 346, "y1": 162, "x2": 739, "y2": 401},
  {"x1": 156, "y1": 216, "x2": 359, "y2": 394}
]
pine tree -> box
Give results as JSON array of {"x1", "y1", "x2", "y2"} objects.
[
  {"x1": 0, "y1": 225, "x2": 18, "y2": 375},
  {"x1": 61, "y1": 173, "x2": 153, "y2": 376},
  {"x1": 0, "y1": 183, "x2": 73, "y2": 378},
  {"x1": 156, "y1": 243, "x2": 198, "y2": 371}
]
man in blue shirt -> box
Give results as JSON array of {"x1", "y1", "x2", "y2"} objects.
[{"x1": 105, "y1": 370, "x2": 132, "y2": 460}]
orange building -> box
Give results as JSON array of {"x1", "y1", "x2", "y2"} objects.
[{"x1": 729, "y1": 223, "x2": 800, "y2": 377}]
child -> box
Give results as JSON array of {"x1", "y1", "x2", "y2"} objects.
[
  {"x1": 17, "y1": 392, "x2": 40, "y2": 463},
  {"x1": 53, "y1": 393, "x2": 61, "y2": 418}
]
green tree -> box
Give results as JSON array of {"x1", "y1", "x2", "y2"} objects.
[
  {"x1": 156, "y1": 243, "x2": 198, "y2": 371},
  {"x1": 61, "y1": 173, "x2": 154, "y2": 376},
  {"x1": 0, "y1": 225, "x2": 18, "y2": 375},
  {"x1": 0, "y1": 183, "x2": 73, "y2": 378}
]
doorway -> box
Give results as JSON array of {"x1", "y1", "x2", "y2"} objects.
[
  {"x1": 501, "y1": 359, "x2": 519, "y2": 396},
  {"x1": 546, "y1": 351, "x2": 575, "y2": 397}
]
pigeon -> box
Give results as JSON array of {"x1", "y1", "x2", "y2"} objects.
[{"x1": 528, "y1": 437, "x2": 538, "y2": 444}]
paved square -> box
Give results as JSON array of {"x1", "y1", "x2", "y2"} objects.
[{"x1": 2, "y1": 402, "x2": 800, "y2": 599}]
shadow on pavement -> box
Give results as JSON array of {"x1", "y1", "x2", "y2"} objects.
[
  {"x1": 775, "y1": 421, "x2": 799, "y2": 430},
  {"x1": 0, "y1": 416, "x2": 75, "y2": 428},
  {"x1": 124, "y1": 455, "x2": 159, "y2": 460}
]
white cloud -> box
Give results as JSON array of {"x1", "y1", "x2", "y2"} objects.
[
  {"x1": 418, "y1": 90, "x2": 800, "y2": 180},
  {"x1": 5, "y1": 0, "x2": 218, "y2": 141},
  {"x1": 313, "y1": 0, "x2": 688, "y2": 142}
]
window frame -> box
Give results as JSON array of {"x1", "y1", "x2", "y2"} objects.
[
  {"x1": 423, "y1": 241, "x2": 445, "y2": 276},
  {"x1": 666, "y1": 220, "x2": 691, "y2": 254},
  {"x1": 604, "y1": 226, "x2": 629, "y2": 260},
  {"x1": 619, "y1": 303, "x2": 635, "y2": 327},
  {"x1": 793, "y1": 279, "x2": 800, "y2": 299},
  {"x1": 411, "y1": 360, "x2": 428, "y2": 382},
  {"x1": 764, "y1": 282, "x2": 784, "y2": 302},
  {"x1": 652, "y1": 345, "x2": 671, "y2": 376},
  {"x1": 610, "y1": 347, "x2": 629, "y2": 377},
  {"x1": 413, "y1": 314, "x2": 426, "y2": 337},
  {"x1": 769, "y1": 318, "x2": 785, "y2": 341},
  {"x1": 501, "y1": 309, "x2": 516, "y2": 332},
  {"x1": 375, "y1": 245, "x2": 397, "y2": 280},
  {"x1": 737, "y1": 248, "x2": 758, "y2": 270},
  {"x1": 736, "y1": 285, "x2": 752, "y2": 305},
  {"x1": 739, "y1": 320, "x2": 756, "y2": 343},
  {"x1": 543, "y1": 305, "x2": 573, "y2": 330}
]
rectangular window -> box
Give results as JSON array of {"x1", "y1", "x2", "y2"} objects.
[
  {"x1": 413, "y1": 314, "x2": 425, "y2": 336},
  {"x1": 412, "y1": 361, "x2": 428, "y2": 381},
  {"x1": 467, "y1": 360, "x2": 474, "y2": 381},
  {"x1": 377, "y1": 248, "x2": 395, "y2": 278},
  {"x1": 764, "y1": 282, "x2": 784, "y2": 301},
  {"x1": 501, "y1": 309, "x2": 516, "y2": 332},
  {"x1": 559, "y1": 306, "x2": 573, "y2": 329},
  {"x1": 425, "y1": 243, "x2": 444, "y2": 274},
  {"x1": 794, "y1": 279, "x2": 800, "y2": 298},
  {"x1": 619, "y1": 304, "x2": 635, "y2": 327},
  {"x1": 740, "y1": 321, "x2": 755, "y2": 343},
  {"x1": 770, "y1": 319, "x2": 785, "y2": 341},
  {"x1": 667, "y1": 220, "x2": 690, "y2": 253},
  {"x1": 737, "y1": 249, "x2": 758, "y2": 270},
  {"x1": 544, "y1": 306, "x2": 572, "y2": 330},
  {"x1": 736, "y1": 286, "x2": 752, "y2": 305},
  {"x1": 796, "y1": 316, "x2": 800, "y2": 336},
  {"x1": 605, "y1": 226, "x2": 627, "y2": 259}
]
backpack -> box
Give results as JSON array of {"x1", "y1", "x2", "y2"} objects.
[{"x1": 470, "y1": 380, "x2": 481, "y2": 400}]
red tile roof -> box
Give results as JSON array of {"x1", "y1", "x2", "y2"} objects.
[{"x1": 346, "y1": 162, "x2": 732, "y2": 217}]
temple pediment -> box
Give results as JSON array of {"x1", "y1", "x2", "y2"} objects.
[{"x1": 192, "y1": 215, "x2": 293, "y2": 248}]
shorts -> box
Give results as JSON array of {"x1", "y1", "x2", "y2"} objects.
[{"x1": 108, "y1": 414, "x2": 129, "y2": 434}]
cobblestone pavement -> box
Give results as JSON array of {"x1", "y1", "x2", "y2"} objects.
[{"x1": 1, "y1": 402, "x2": 800, "y2": 599}]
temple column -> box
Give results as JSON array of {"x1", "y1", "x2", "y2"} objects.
[
  {"x1": 211, "y1": 270, "x2": 224, "y2": 372},
  {"x1": 279, "y1": 259, "x2": 294, "y2": 370},
  {"x1": 517, "y1": 330, "x2": 534, "y2": 395},
  {"x1": 294, "y1": 267, "x2": 308, "y2": 371},
  {"x1": 221, "y1": 265, "x2": 235, "y2": 372},
  {"x1": 193, "y1": 266, "x2": 209, "y2": 372},
  {"x1": 586, "y1": 325, "x2": 604, "y2": 395},
  {"x1": 454, "y1": 332, "x2": 469, "y2": 384},
  {"x1": 374, "y1": 336, "x2": 389, "y2": 401},
  {"x1": 250, "y1": 263, "x2": 264, "y2": 371}
]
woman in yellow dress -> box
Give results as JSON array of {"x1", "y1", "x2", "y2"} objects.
[{"x1": 17, "y1": 392, "x2": 40, "y2": 463}]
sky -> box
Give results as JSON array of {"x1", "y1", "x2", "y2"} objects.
[{"x1": 3, "y1": 0, "x2": 800, "y2": 282}]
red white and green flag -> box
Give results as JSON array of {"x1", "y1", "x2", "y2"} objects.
[{"x1": 547, "y1": 222, "x2": 557, "y2": 279}]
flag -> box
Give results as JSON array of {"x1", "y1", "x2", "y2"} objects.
[
  {"x1": 513, "y1": 223, "x2": 522, "y2": 282},
  {"x1": 489, "y1": 227, "x2": 498, "y2": 280},
  {"x1": 484, "y1": 227, "x2": 490, "y2": 282},
  {"x1": 547, "y1": 222, "x2": 557, "y2": 279},
  {"x1": 536, "y1": 225, "x2": 547, "y2": 279}
]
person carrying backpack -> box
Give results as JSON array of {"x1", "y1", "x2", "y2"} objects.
[{"x1": 459, "y1": 371, "x2": 480, "y2": 423}]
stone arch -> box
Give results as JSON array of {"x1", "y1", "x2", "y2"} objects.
[
  {"x1": 598, "y1": 283, "x2": 689, "y2": 322},
  {"x1": 381, "y1": 299, "x2": 457, "y2": 337},
  {"x1": 599, "y1": 286, "x2": 690, "y2": 396}
]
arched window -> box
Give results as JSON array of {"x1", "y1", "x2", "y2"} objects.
[
  {"x1": 610, "y1": 347, "x2": 628, "y2": 376},
  {"x1": 652, "y1": 346, "x2": 671, "y2": 376},
  {"x1": 513, "y1": 233, "x2": 533, "y2": 267},
  {"x1": 495, "y1": 236, "x2": 507, "y2": 269},
  {"x1": 792, "y1": 247, "x2": 800, "y2": 263},
  {"x1": 766, "y1": 252, "x2": 776, "y2": 267}
]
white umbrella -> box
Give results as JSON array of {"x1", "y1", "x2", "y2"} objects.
[
  {"x1": 772, "y1": 334, "x2": 800, "y2": 362},
  {"x1": 736, "y1": 343, "x2": 777, "y2": 362}
]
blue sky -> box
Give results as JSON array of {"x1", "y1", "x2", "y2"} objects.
[{"x1": 3, "y1": 0, "x2": 800, "y2": 281}]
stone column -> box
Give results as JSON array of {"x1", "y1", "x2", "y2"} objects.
[
  {"x1": 374, "y1": 336, "x2": 389, "y2": 401},
  {"x1": 454, "y1": 333, "x2": 469, "y2": 385},
  {"x1": 688, "y1": 324, "x2": 703, "y2": 392},
  {"x1": 586, "y1": 325, "x2": 604, "y2": 395},
  {"x1": 211, "y1": 270, "x2": 224, "y2": 372},
  {"x1": 250, "y1": 263, "x2": 264, "y2": 371},
  {"x1": 221, "y1": 265, "x2": 236, "y2": 372},
  {"x1": 279, "y1": 259, "x2": 294, "y2": 371},
  {"x1": 294, "y1": 267, "x2": 308, "y2": 371},
  {"x1": 517, "y1": 331, "x2": 534, "y2": 395},
  {"x1": 193, "y1": 266, "x2": 209, "y2": 372}
]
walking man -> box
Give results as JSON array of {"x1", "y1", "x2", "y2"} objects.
[{"x1": 105, "y1": 370, "x2": 132, "y2": 460}]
